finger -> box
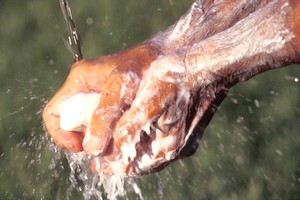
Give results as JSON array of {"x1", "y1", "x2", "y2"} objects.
[
  {"x1": 113, "y1": 74, "x2": 194, "y2": 175},
  {"x1": 83, "y1": 63, "x2": 142, "y2": 156},
  {"x1": 110, "y1": 79, "x2": 178, "y2": 170},
  {"x1": 115, "y1": 77, "x2": 177, "y2": 143},
  {"x1": 43, "y1": 59, "x2": 112, "y2": 151},
  {"x1": 83, "y1": 44, "x2": 161, "y2": 156},
  {"x1": 84, "y1": 78, "x2": 177, "y2": 175},
  {"x1": 43, "y1": 109, "x2": 84, "y2": 151}
]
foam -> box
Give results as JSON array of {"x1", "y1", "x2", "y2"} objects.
[
  {"x1": 58, "y1": 90, "x2": 184, "y2": 176},
  {"x1": 59, "y1": 92, "x2": 101, "y2": 132}
]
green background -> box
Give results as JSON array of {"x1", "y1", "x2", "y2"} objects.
[{"x1": 0, "y1": 0, "x2": 299, "y2": 199}]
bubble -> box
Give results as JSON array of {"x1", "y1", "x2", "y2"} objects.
[
  {"x1": 86, "y1": 17, "x2": 94, "y2": 25},
  {"x1": 275, "y1": 149, "x2": 283, "y2": 156},
  {"x1": 236, "y1": 116, "x2": 244, "y2": 123},
  {"x1": 48, "y1": 59, "x2": 55, "y2": 65},
  {"x1": 231, "y1": 98, "x2": 238, "y2": 104}
]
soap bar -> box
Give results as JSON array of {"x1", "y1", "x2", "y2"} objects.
[{"x1": 60, "y1": 93, "x2": 101, "y2": 132}]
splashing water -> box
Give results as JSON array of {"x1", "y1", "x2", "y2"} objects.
[
  {"x1": 63, "y1": 151, "x2": 144, "y2": 200},
  {"x1": 47, "y1": 139, "x2": 145, "y2": 199}
]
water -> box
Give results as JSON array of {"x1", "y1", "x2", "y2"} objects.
[
  {"x1": 1, "y1": 0, "x2": 300, "y2": 199},
  {"x1": 60, "y1": 0, "x2": 83, "y2": 62},
  {"x1": 63, "y1": 151, "x2": 143, "y2": 200}
]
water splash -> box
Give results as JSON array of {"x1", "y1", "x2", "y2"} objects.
[
  {"x1": 47, "y1": 142, "x2": 145, "y2": 199},
  {"x1": 63, "y1": 151, "x2": 144, "y2": 200}
]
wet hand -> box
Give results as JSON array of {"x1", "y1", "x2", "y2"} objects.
[
  {"x1": 42, "y1": 58, "x2": 111, "y2": 151},
  {"x1": 86, "y1": 54, "x2": 194, "y2": 176},
  {"x1": 43, "y1": 42, "x2": 200, "y2": 175}
]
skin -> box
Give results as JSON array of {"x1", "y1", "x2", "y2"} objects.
[
  {"x1": 43, "y1": 0, "x2": 300, "y2": 176},
  {"x1": 43, "y1": 43, "x2": 161, "y2": 152}
]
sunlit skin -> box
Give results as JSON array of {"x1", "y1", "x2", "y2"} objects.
[
  {"x1": 43, "y1": 43, "x2": 161, "y2": 151},
  {"x1": 43, "y1": 0, "x2": 300, "y2": 176}
]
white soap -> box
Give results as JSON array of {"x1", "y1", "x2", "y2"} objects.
[{"x1": 60, "y1": 93, "x2": 101, "y2": 132}]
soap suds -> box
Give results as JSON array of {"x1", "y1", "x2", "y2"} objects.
[{"x1": 60, "y1": 93, "x2": 101, "y2": 132}]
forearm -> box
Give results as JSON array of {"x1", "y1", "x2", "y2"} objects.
[
  {"x1": 150, "y1": 0, "x2": 273, "y2": 54},
  {"x1": 185, "y1": 0, "x2": 300, "y2": 87}
]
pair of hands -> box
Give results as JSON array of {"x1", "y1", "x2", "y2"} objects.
[{"x1": 42, "y1": 43, "x2": 201, "y2": 175}]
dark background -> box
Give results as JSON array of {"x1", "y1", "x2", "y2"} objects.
[{"x1": 0, "y1": 0, "x2": 299, "y2": 199}]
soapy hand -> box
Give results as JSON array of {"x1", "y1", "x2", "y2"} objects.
[
  {"x1": 42, "y1": 58, "x2": 110, "y2": 151},
  {"x1": 43, "y1": 0, "x2": 300, "y2": 176},
  {"x1": 43, "y1": 43, "x2": 197, "y2": 175},
  {"x1": 43, "y1": 43, "x2": 159, "y2": 150}
]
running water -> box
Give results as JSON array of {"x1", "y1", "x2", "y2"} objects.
[
  {"x1": 60, "y1": 0, "x2": 82, "y2": 62},
  {"x1": 63, "y1": 151, "x2": 144, "y2": 200}
]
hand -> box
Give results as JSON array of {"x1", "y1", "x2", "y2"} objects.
[
  {"x1": 42, "y1": 58, "x2": 110, "y2": 151},
  {"x1": 44, "y1": 43, "x2": 191, "y2": 175},
  {"x1": 90, "y1": 54, "x2": 194, "y2": 175},
  {"x1": 43, "y1": 43, "x2": 160, "y2": 151},
  {"x1": 43, "y1": 0, "x2": 300, "y2": 176},
  {"x1": 43, "y1": 40, "x2": 205, "y2": 176}
]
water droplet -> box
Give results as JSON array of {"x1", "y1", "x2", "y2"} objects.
[
  {"x1": 294, "y1": 77, "x2": 299, "y2": 83},
  {"x1": 275, "y1": 149, "x2": 283, "y2": 156},
  {"x1": 48, "y1": 59, "x2": 55, "y2": 65},
  {"x1": 86, "y1": 17, "x2": 94, "y2": 25},
  {"x1": 236, "y1": 116, "x2": 244, "y2": 123},
  {"x1": 248, "y1": 106, "x2": 253, "y2": 114},
  {"x1": 254, "y1": 99, "x2": 260, "y2": 108},
  {"x1": 231, "y1": 98, "x2": 238, "y2": 104}
]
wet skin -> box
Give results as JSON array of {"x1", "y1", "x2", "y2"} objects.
[{"x1": 43, "y1": 0, "x2": 300, "y2": 176}]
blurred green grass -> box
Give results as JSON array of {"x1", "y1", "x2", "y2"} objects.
[{"x1": 0, "y1": 0, "x2": 299, "y2": 199}]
